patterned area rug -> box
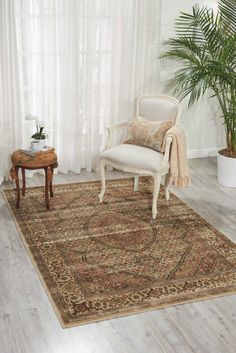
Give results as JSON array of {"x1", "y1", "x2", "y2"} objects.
[{"x1": 3, "y1": 178, "x2": 236, "y2": 327}]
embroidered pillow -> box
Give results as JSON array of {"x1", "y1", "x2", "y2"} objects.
[{"x1": 124, "y1": 117, "x2": 173, "y2": 152}]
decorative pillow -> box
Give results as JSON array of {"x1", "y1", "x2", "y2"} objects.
[{"x1": 124, "y1": 116, "x2": 173, "y2": 152}]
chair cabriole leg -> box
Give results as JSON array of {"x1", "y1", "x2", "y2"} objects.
[
  {"x1": 164, "y1": 173, "x2": 170, "y2": 201},
  {"x1": 98, "y1": 160, "x2": 106, "y2": 202},
  {"x1": 134, "y1": 175, "x2": 139, "y2": 191},
  {"x1": 152, "y1": 173, "x2": 161, "y2": 219}
]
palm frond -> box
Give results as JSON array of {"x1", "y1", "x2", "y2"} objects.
[
  {"x1": 161, "y1": 49, "x2": 202, "y2": 67},
  {"x1": 167, "y1": 66, "x2": 211, "y2": 106},
  {"x1": 219, "y1": 0, "x2": 236, "y2": 35},
  {"x1": 175, "y1": 5, "x2": 223, "y2": 57}
]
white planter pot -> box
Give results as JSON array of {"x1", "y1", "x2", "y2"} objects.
[
  {"x1": 31, "y1": 139, "x2": 47, "y2": 151},
  {"x1": 217, "y1": 152, "x2": 236, "y2": 187}
]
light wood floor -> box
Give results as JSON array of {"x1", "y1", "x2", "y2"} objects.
[{"x1": 0, "y1": 158, "x2": 236, "y2": 353}]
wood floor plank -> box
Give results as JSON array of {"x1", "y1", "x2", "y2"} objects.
[
  {"x1": 0, "y1": 314, "x2": 25, "y2": 353},
  {"x1": 0, "y1": 157, "x2": 236, "y2": 353},
  {"x1": 145, "y1": 309, "x2": 201, "y2": 353},
  {"x1": 16, "y1": 308, "x2": 54, "y2": 353}
]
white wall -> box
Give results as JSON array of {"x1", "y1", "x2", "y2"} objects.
[{"x1": 159, "y1": 0, "x2": 226, "y2": 157}]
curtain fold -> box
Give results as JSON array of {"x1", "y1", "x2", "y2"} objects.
[
  {"x1": 0, "y1": 0, "x2": 23, "y2": 183},
  {"x1": 1, "y1": 0, "x2": 161, "y2": 182}
]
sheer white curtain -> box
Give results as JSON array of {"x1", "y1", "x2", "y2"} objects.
[
  {"x1": 0, "y1": 0, "x2": 23, "y2": 184},
  {"x1": 1, "y1": 0, "x2": 161, "y2": 181}
]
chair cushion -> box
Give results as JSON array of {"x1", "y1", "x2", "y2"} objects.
[
  {"x1": 124, "y1": 116, "x2": 172, "y2": 152},
  {"x1": 100, "y1": 144, "x2": 165, "y2": 173}
]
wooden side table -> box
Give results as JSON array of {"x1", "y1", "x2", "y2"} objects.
[{"x1": 10, "y1": 149, "x2": 58, "y2": 209}]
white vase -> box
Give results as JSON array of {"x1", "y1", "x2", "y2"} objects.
[{"x1": 217, "y1": 152, "x2": 236, "y2": 187}]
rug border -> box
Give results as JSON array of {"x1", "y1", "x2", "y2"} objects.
[
  {"x1": 2, "y1": 180, "x2": 236, "y2": 328},
  {"x1": 2, "y1": 190, "x2": 68, "y2": 328}
]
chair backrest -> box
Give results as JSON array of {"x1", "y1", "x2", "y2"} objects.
[{"x1": 136, "y1": 94, "x2": 181, "y2": 125}]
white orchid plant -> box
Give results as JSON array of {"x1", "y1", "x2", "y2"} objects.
[{"x1": 25, "y1": 114, "x2": 47, "y2": 140}]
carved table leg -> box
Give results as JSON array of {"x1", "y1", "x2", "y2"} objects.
[
  {"x1": 10, "y1": 166, "x2": 20, "y2": 208},
  {"x1": 44, "y1": 167, "x2": 50, "y2": 209},
  {"x1": 22, "y1": 168, "x2": 26, "y2": 196},
  {"x1": 16, "y1": 167, "x2": 20, "y2": 208},
  {"x1": 49, "y1": 165, "x2": 54, "y2": 197}
]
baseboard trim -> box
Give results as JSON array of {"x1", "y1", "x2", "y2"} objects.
[{"x1": 187, "y1": 148, "x2": 220, "y2": 159}]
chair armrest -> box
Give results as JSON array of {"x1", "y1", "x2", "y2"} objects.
[
  {"x1": 161, "y1": 136, "x2": 172, "y2": 169},
  {"x1": 106, "y1": 121, "x2": 130, "y2": 149}
]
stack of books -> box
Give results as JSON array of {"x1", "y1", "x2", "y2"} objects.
[{"x1": 19, "y1": 146, "x2": 55, "y2": 156}]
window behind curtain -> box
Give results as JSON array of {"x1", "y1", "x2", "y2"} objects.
[{"x1": 14, "y1": 0, "x2": 161, "y2": 172}]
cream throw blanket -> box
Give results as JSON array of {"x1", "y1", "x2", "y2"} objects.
[{"x1": 162, "y1": 126, "x2": 191, "y2": 188}]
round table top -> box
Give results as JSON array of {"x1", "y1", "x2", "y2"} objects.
[{"x1": 11, "y1": 149, "x2": 57, "y2": 169}]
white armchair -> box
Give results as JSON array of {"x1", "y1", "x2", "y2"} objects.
[{"x1": 98, "y1": 94, "x2": 182, "y2": 219}]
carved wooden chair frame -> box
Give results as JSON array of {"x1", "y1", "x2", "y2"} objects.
[{"x1": 98, "y1": 94, "x2": 182, "y2": 219}]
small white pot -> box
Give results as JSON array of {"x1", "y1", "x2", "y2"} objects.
[
  {"x1": 31, "y1": 139, "x2": 47, "y2": 151},
  {"x1": 217, "y1": 152, "x2": 236, "y2": 187}
]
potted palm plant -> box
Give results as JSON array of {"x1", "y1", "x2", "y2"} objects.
[{"x1": 161, "y1": 0, "x2": 236, "y2": 187}]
